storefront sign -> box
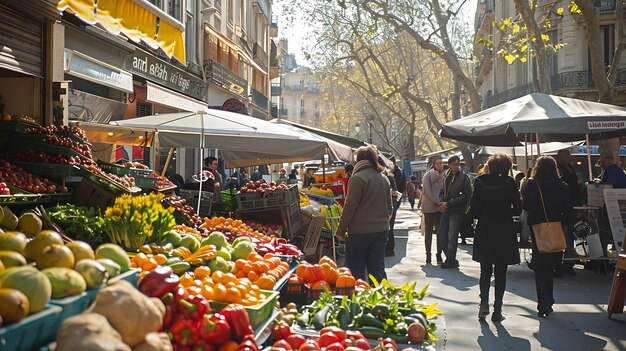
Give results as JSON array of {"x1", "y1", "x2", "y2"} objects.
[
  {"x1": 603, "y1": 188, "x2": 626, "y2": 251},
  {"x1": 146, "y1": 82, "x2": 207, "y2": 113},
  {"x1": 127, "y1": 48, "x2": 207, "y2": 101},
  {"x1": 587, "y1": 121, "x2": 626, "y2": 130},
  {"x1": 65, "y1": 49, "x2": 134, "y2": 93}
]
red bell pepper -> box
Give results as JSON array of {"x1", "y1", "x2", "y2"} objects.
[
  {"x1": 170, "y1": 317, "x2": 198, "y2": 346},
  {"x1": 221, "y1": 304, "x2": 255, "y2": 342},
  {"x1": 178, "y1": 294, "x2": 210, "y2": 320},
  {"x1": 237, "y1": 335, "x2": 259, "y2": 351},
  {"x1": 193, "y1": 340, "x2": 216, "y2": 351},
  {"x1": 198, "y1": 313, "x2": 232, "y2": 345},
  {"x1": 138, "y1": 266, "x2": 180, "y2": 298},
  {"x1": 272, "y1": 321, "x2": 292, "y2": 341}
]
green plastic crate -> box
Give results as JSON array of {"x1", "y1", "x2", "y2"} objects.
[
  {"x1": 0, "y1": 305, "x2": 62, "y2": 351},
  {"x1": 0, "y1": 120, "x2": 39, "y2": 132},
  {"x1": 208, "y1": 290, "x2": 279, "y2": 330},
  {"x1": 12, "y1": 162, "x2": 78, "y2": 178}
]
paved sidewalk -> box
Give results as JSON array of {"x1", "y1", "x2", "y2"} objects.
[{"x1": 384, "y1": 203, "x2": 626, "y2": 351}]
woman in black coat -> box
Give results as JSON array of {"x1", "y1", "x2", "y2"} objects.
[
  {"x1": 471, "y1": 153, "x2": 522, "y2": 322},
  {"x1": 522, "y1": 156, "x2": 573, "y2": 318}
]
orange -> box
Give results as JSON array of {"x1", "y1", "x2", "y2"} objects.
[
  {"x1": 153, "y1": 254, "x2": 168, "y2": 265},
  {"x1": 235, "y1": 284, "x2": 249, "y2": 296},
  {"x1": 336, "y1": 274, "x2": 356, "y2": 288},
  {"x1": 235, "y1": 259, "x2": 247, "y2": 270},
  {"x1": 256, "y1": 275, "x2": 276, "y2": 290},
  {"x1": 266, "y1": 270, "x2": 281, "y2": 280},
  {"x1": 278, "y1": 261, "x2": 290, "y2": 271},
  {"x1": 263, "y1": 252, "x2": 275, "y2": 260},
  {"x1": 141, "y1": 257, "x2": 159, "y2": 271},
  {"x1": 188, "y1": 286, "x2": 202, "y2": 295},
  {"x1": 221, "y1": 273, "x2": 238, "y2": 285},
  {"x1": 212, "y1": 270, "x2": 225, "y2": 283},
  {"x1": 213, "y1": 283, "x2": 228, "y2": 301},
  {"x1": 201, "y1": 276, "x2": 214, "y2": 287},
  {"x1": 179, "y1": 272, "x2": 195, "y2": 287},
  {"x1": 295, "y1": 263, "x2": 310, "y2": 278},
  {"x1": 194, "y1": 266, "x2": 211, "y2": 278},
  {"x1": 235, "y1": 270, "x2": 246, "y2": 278},
  {"x1": 319, "y1": 255, "x2": 338, "y2": 269},
  {"x1": 225, "y1": 286, "x2": 242, "y2": 303},
  {"x1": 200, "y1": 285, "x2": 214, "y2": 300},
  {"x1": 247, "y1": 271, "x2": 260, "y2": 281},
  {"x1": 242, "y1": 263, "x2": 253, "y2": 274}
]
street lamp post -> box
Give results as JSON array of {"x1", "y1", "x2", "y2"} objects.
[
  {"x1": 355, "y1": 122, "x2": 361, "y2": 138},
  {"x1": 368, "y1": 122, "x2": 372, "y2": 143}
]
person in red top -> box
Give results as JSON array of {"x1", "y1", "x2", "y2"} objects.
[{"x1": 406, "y1": 175, "x2": 420, "y2": 209}]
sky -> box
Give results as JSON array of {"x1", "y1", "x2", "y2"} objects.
[{"x1": 273, "y1": 0, "x2": 479, "y2": 66}]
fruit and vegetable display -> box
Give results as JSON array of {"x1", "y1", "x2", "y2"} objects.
[
  {"x1": 295, "y1": 279, "x2": 440, "y2": 345},
  {"x1": 0, "y1": 160, "x2": 68, "y2": 194},
  {"x1": 47, "y1": 204, "x2": 107, "y2": 247},
  {"x1": 22, "y1": 125, "x2": 87, "y2": 141},
  {"x1": 82, "y1": 163, "x2": 136, "y2": 189},
  {"x1": 201, "y1": 216, "x2": 276, "y2": 243},
  {"x1": 11, "y1": 150, "x2": 83, "y2": 166},
  {"x1": 1, "y1": 114, "x2": 38, "y2": 124},
  {"x1": 165, "y1": 194, "x2": 202, "y2": 226},
  {"x1": 123, "y1": 161, "x2": 149, "y2": 169},
  {"x1": 146, "y1": 171, "x2": 177, "y2": 190},
  {"x1": 0, "y1": 182, "x2": 10, "y2": 195},
  {"x1": 239, "y1": 180, "x2": 291, "y2": 194},
  {"x1": 244, "y1": 219, "x2": 283, "y2": 236}
]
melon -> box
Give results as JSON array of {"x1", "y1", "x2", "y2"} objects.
[
  {"x1": 0, "y1": 250, "x2": 27, "y2": 268},
  {"x1": 24, "y1": 230, "x2": 64, "y2": 261},
  {"x1": 0, "y1": 231, "x2": 28, "y2": 253},
  {"x1": 42, "y1": 267, "x2": 87, "y2": 299},
  {"x1": 66, "y1": 241, "x2": 95, "y2": 262},
  {"x1": 0, "y1": 288, "x2": 29, "y2": 324},
  {"x1": 95, "y1": 244, "x2": 130, "y2": 272},
  {"x1": 0, "y1": 266, "x2": 51, "y2": 314},
  {"x1": 35, "y1": 244, "x2": 75, "y2": 269}
]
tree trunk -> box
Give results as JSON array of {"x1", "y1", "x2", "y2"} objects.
[{"x1": 514, "y1": 0, "x2": 552, "y2": 93}]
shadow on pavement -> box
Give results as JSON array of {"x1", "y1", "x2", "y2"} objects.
[
  {"x1": 532, "y1": 312, "x2": 612, "y2": 351},
  {"x1": 477, "y1": 322, "x2": 531, "y2": 351},
  {"x1": 421, "y1": 263, "x2": 478, "y2": 292}
]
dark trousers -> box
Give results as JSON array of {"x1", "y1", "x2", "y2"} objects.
[
  {"x1": 479, "y1": 263, "x2": 508, "y2": 310},
  {"x1": 423, "y1": 212, "x2": 442, "y2": 256},
  {"x1": 533, "y1": 255, "x2": 556, "y2": 312},
  {"x1": 408, "y1": 197, "x2": 416, "y2": 209},
  {"x1": 439, "y1": 211, "x2": 464, "y2": 264},
  {"x1": 346, "y1": 231, "x2": 388, "y2": 283},
  {"x1": 386, "y1": 199, "x2": 401, "y2": 253}
]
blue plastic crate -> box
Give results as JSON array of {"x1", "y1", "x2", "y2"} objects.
[
  {"x1": 0, "y1": 305, "x2": 62, "y2": 351},
  {"x1": 107, "y1": 268, "x2": 140, "y2": 287},
  {"x1": 48, "y1": 292, "x2": 92, "y2": 337}
]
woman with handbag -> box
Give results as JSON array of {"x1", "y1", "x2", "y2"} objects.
[
  {"x1": 471, "y1": 154, "x2": 522, "y2": 322},
  {"x1": 522, "y1": 156, "x2": 573, "y2": 318}
]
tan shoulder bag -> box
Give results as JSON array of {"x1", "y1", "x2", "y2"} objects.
[{"x1": 531, "y1": 183, "x2": 567, "y2": 253}]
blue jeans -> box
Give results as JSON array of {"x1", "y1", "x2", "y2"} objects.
[
  {"x1": 438, "y1": 211, "x2": 464, "y2": 264},
  {"x1": 345, "y1": 231, "x2": 388, "y2": 283}
]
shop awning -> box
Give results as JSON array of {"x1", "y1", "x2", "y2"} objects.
[
  {"x1": 146, "y1": 82, "x2": 207, "y2": 112},
  {"x1": 72, "y1": 121, "x2": 154, "y2": 145},
  {"x1": 205, "y1": 25, "x2": 267, "y2": 75},
  {"x1": 56, "y1": 0, "x2": 185, "y2": 63}
]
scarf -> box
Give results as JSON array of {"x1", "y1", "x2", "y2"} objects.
[
  {"x1": 427, "y1": 168, "x2": 443, "y2": 185},
  {"x1": 353, "y1": 160, "x2": 373, "y2": 175}
]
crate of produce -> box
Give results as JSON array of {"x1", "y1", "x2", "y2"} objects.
[
  {"x1": 0, "y1": 120, "x2": 39, "y2": 132},
  {"x1": 107, "y1": 268, "x2": 141, "y2": 287},
  {"x1": 284, "y1": 203, "x2": 303, "y2": 239},
  {"x1": 279, "y1": 282, "x2": 308, "y2": 305},
  {"x1": 236, "y1": 185, "x2": 299, "y2": 210},
  {"x1": 12, "y1": 161, "x2": 78, "y2": 178},
  {"x1": 71, "y1": 178, "x2": 118, "y2": 209},
  {"x1": 12, "y1": 138, "x2": 88, "y2": 160},
  {"x1": 97, "y1": 161, "x2": 153, "y2": 178},
  {"x1": 0, "y1": 304, "x2": 63, "y2": 351},
  {"x1": 220, "y1": 189, "x2": 236, "y2": 205},
  {"x1": 77, "y1": 166, "x2": 140, "y2": 196},
  {"x1": 179, "y1": 189, "x2": 213, "y2": 217},
  {"x1": 208, "y1": 290, "x2": 279, "y2": 330},
  {"x1": 48, "y1": 292, "x2": 92, "y2": 336}
]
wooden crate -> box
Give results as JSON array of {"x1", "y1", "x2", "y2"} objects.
[{"x1": 301, "y1": 211, "x2": 326, "y2": 257}]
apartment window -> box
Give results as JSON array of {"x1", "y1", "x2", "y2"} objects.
[
  {"x1": 137, "y1": 102, "x2": 153, "y2": 117},
  {"x1": 240, "y1": 0, "x2": 245, "y2": 27},
  {"x1": 168, "y1": 0, "x2": 183, "y2": 21},
  {"x1": 185, "y1": 10, "x2": 196, "y2": 64},
  {"x1": 148, "y1": 0, "x2": 164, "y2": 8},
  {"x1": 587, "y1": 25, "x2": 614, "y2": 74},
  {"x1": 546, "y1": 31, "x2": 558, "y2": 76},
  {"x1": 228, "y1": 0, "x2": 234, "y2": 23},
  {"x1": 300, "y1": 99, "x2": 305, "y2": 113}
]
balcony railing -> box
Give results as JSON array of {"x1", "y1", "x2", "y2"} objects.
[
  {"x1": 271, "y1": 83, "x2": 281, "y2": 96},
  {"x1": 485, "y1": 69, "x2": 626, "y2": 107},
  {"x1": 204, "y1": 60, "x2": 248, "y2": 98},
  {"x1": 251, "y1": 88, "x2": 268, "y2": 109},
  {"x1": 284, "y1": 85, "x2": 320, "y2": 94},
  {"x1": 253, "y1": 42, "x2": 269, "y2": 68}
]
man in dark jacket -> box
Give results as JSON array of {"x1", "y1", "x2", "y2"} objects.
[
  {"x1": 386, "y1": 164, "x2": 406, "y2": 256},
  {"x1": 438, "y1": 156, "x2": 472, "y2": 268},
  {"x1": 556, "y1": 149, "x2": 581, "y2": 276}
]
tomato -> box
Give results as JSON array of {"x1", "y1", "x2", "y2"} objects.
[
  {"x1": 298, "y1": 340, "x2": 321, "y2": 351},
  {"x1": 318, "y1": 332, "x2": 340, "y2": 347},
  {"x1": 341, "y1": 339, "x2": 353, "y2": 348},
  {"x1": 273, "y1": 340, "x2": 293, "y2": 350},
  {"x1": 326, "y1": 343, "x2": 345, "y2": 351},
  {"x1": 354, "y1": 339, "x2": 371, "y2": 350},
  {"x1": 286, "y1": 334, "x2": 306, "y2": 350},
  {"x1": 320, "y1": 327, "x2": 347, "y2": 341},
  {"x1": 383, "y1": 343, "x2": 397, "y2": 351},
  {"x1": 407, "y1": 322, "x2": 427, "y2": 343},
  {"x1": 272, "y1": 321, "x2": 292, "y2": 341},
  {"x1": 381, "y1": 338, "x2": 397, "y2": 349}
]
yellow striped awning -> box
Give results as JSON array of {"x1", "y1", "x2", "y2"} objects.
[{"x1": 57, "y1": 0, "x2": 185, "y2": 63}]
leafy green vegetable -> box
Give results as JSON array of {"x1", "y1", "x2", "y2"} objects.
[{"x1": 48, "y1": 204, "x2": 105, "y2": 247}]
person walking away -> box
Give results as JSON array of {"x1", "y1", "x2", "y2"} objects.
[
  {"x1": 439, "y1": 156, "x2": 472, "y2": 268},
  {"x1": 393, "y1": 163, "x2": 407, "y2": 203},
  {"x1": 518, "y1": 168, "x2": 533, "y2": 248},
  {"x1": 522, "y1": 156, "x2": 573, "y2": 317},
  {"x1": 471, "y1": 154, "x2": 522, "y2": 322},
  {"x1": 421, "y1": 156, "x2": 445, "y2": 264},
  {"x1": 406, "y1": 175, "x2": 420, "y2": 210},
  {"x1": 556, "y1": 149, "x2": 582, "y2": 276},
  {"x1": 336, "y1": 146, "x2": 393, "y2": 283},
  {"x1": 251, "y1": 168, "x2": 263, "y2": 182},
  {"x1": 380, "y1": 158, "x2": 399, "y2": 257}
]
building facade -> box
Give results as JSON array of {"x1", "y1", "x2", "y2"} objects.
[
  {"x1": 473, "y1": 0, "x2": 626, "y2": 108},
  {"x1": 280, "y1": 67, "x2": 321, "y2": 127},
  {"x1": 0, "y1": 0, "x2": 273, "y2": 177}
]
